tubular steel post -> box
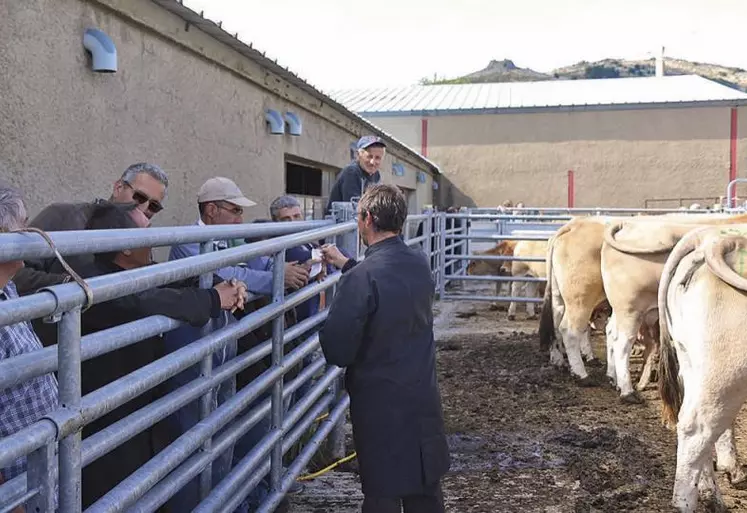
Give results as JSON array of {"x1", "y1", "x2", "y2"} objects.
[
  {"x1": 438, "y1": 213, "x2": 447, "y2": 299},
  {"x1": 198, "y1": 241, "x2": 214, "y2": 500},
  {"x1": 424, "y1": 213, "x2": 433, "y2": 274},
  {"x1": 58, "y1": 308, "x2": 82, "y2": 513},
  {"x1": 270, "y1": 251, "x2": 286, "y2": 493},
  {"x1": 26, "y1": 441, "x2": 56, "y2": 512},
  {"x1": 462, "y1": 209, "x2": 470, "y2": 277}
]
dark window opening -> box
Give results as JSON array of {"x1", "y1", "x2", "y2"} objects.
[{"x1": 286, "y1": 162, "x2": 322, "y2": 196}]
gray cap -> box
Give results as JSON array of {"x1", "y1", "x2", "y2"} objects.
[{"x1": 197, "y1": 177, "x2": 256, "y2": 207}]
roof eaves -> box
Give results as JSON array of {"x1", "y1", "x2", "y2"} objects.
[
  {"x1": 356, "y1": 97, "x2": 747, "y2": 117},
  {"x1": 149, "y1": 0, "x2": 440, "y2": 174}
]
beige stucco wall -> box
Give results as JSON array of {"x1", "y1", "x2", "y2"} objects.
[
  {"x1": 0, "y1": 0, "x2": 435, "y2": 225},
  {"x1": 370, "y1": 106, "x2": 746, "y2": 208}
]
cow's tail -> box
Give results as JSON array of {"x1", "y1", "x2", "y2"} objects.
[
  {"x1": 539, "y1": 233, "x2": 558, "y2": 353},
  {"x1": 603, "y1": 221, "x2": 678, "y2": 255},
  {"x1": 704, "y1": 235, "x2": 747, "y2": 293},
  {"x1": 658, "y1": 227, "x2": 706, "y2": 429}
]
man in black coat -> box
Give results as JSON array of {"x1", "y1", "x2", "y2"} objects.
[
  {"x1": 319, "y1": 184, "x2": 450, "y2": 513},
  {"x1": 325, "y1": 135, "x2": 385, "y2": 215}
]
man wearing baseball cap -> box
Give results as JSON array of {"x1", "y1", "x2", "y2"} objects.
[
  {"x1": 164, "y1": 176, "x2": 310, "y2": 511},
  {"x1": 325, "y1": 135, "x2": 387, "y2": 214}
]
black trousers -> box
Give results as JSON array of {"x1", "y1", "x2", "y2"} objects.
[{"x1": 361, "y1": 483, "x2": 445, "y2": 513}]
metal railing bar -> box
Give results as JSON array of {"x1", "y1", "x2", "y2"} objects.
[
  {"x1": 0, "y1": 222, "x2": 355, "y2": 327},
  {"x1": 0, "y1": 420, "x2": 57, "y2": 478},
  {"x1": 192, "y1": 368, "x2": 342, "y2": 513},
  {"x1": 126, "y1": 361, "x2": 333, "y2": 513},
  {"x1": 457, "y1": 255, "x2": 546, "y2": 262},
  {"x1": 0, "y1": 487, "x2": 38, "y2": 513},
  {"x1": 85, "y1": 334, "x2": 321, "y2": 513},
  {"x1": 81, "y1": 311, "x2": 328, "y2": 468},
  {"x1": 0, "y1": 315, "x2": 182, "y2": 391},
  {"x1": 447, "y1": 234, "x2": 550, "y2": 242},
  {"x1": 441, "y1": 294, "x2": 544, "y2": 303},
  {"x1": 41, "y1": 275, "x2": 340, "y2": 445},
  {"x1": 254, "y1": 395, "x2": 351, "y2": 513},
  {"x1": 445, "y1": 274, "x2": 546, "y2": 283},
  {"x1": 220, "y1": 391, "x2": 339, "y2": 513},
  {"x1": 0, "y1": 220, "x2": 335, "y2": 263}
]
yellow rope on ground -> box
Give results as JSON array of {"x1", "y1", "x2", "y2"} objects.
[{"x1": 296, "y1": 452, "x2": 357, "y2": 481}]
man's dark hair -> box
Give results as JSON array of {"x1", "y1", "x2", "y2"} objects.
[
  {"x1": 86, "y1": 201, "x2": 139, "y2": 262},
  {"x1": 358, "y1": 184, "x2": 407, "y2": 233}
]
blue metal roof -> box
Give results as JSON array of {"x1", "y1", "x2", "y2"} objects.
[{"x1": 330, "y1": 75, "x2": 747, "y2": 116}]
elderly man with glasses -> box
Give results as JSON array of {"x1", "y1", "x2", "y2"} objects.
[{"x1": 12, "y1": 162, "x2": 168, "y2": 296}]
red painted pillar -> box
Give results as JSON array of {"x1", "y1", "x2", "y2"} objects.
[
  {"x1": 730, "y1": 108, "x2": 738, "y2": 204},
  {"x1": 421, "y1": 118, "x2": 429, "y2": 157},
  {"x1": 567, "y1": 169, "x2": 575, "y2": 208}
]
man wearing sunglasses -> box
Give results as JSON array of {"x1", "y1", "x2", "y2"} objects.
[{"x1": 12, "y1": 162, "x2": 169, "y2": 296}]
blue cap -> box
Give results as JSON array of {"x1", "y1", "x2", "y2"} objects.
[{"x1": 356, "y1": 135, "x2": 387, "y2": 151}]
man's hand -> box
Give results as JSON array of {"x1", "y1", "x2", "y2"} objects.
[
  {"x1": 321, "y1": 244, "x2": 350, "y2": 270},
  {"x1": 285, "y1": 262, "x2": 310, "y2": 290},
  {"x1": 213, "y1": 280, "x2": 246, "y2": 310}
]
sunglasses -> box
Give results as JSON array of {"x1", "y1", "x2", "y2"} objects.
[{"x1": 124, "y1": 181, "x2": 164, "y2": 213}]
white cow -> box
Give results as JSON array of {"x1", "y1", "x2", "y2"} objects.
[{"x1": 658, "y1": 224, "x2": 747, "y2": 512}]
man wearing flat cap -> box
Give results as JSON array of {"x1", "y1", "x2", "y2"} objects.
[{"x1": 325, "y1": 135, "x2": 387, "y2": 214}]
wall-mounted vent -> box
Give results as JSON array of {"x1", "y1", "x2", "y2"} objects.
[
  {"x1": 266, "y1": 109, "x2": 285, "y2": 135},
  {"x1": 284, "y1": 112, "x2": 302, "y2": 136},
  {"x1": 83, "y1": 28, "x2": 117, "y2": 73},
  {"x1": 392, "y1": 163, "x2": 405, "y2": 177},
  {"x1": 416, "y1": 171, "x2": 427, "y2": 183}
]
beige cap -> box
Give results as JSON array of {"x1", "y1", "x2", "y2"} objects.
[{"x1": 197, "y1": 177, "x2": 256, "y2": 207}]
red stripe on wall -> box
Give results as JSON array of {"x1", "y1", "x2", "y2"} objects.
[
  {"x1": 567, "y1": 170, "x2": 575, "y2": 208},
  {"x1": 730, "y1": 107, "x2": 738, "y2": 204},
  {"x1": 421, "y1": 118, "x2": 428, "y2": 157}
]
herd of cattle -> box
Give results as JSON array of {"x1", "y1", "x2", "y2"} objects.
[{"x1": 466, "y1": 211, "x2": 747, "y2": 513}]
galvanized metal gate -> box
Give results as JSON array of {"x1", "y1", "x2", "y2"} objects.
[
  {"x1": 0, "y1": 205, "x2": 446, "y2": 513},
  {"x1": 431, "y1": 206, "x2": 726, "y2": 308}
]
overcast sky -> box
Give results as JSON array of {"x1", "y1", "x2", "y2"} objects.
[{"x1": 182, "y1": 0, "x2": 744, "y2": 92}]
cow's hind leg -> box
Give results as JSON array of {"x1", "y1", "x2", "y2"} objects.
[
  {"x1": 636, "y1": 336, "x2": 659, "y2": 392},
  {"x1": 610, "y1": 311, "x2": 644, "y2": 402},
  {"x1": 525, "y1": 281, "x2": 539, "y2": 320},
  {"x1": 606, "y1": 312, "x2": 617, "y2": 385},
  {"x1": 558, "y1": 310, "x2": 591, "y2": 384},
  {"x1": 715, "y1": 426, "x2": 747, "y2": 486},
  {"x1": 507, "y1": 279, "x2": 520, "y2": 321}
]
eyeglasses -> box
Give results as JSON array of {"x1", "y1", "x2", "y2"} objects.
[
  {"x1": 215, "y1": 202, "x2": 243, "y2": 216},
  {"x1": 123, "y1": 181, "x2": 164, "y2": 213}
]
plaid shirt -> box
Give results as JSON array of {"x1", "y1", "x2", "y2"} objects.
[{"x1": 0, "y1": 281, "x2": 59, "y2": 480}]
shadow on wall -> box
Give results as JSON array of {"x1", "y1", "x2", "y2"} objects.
[{"x1": 436, "y1": 176, "x2": 477, "y2": 209}]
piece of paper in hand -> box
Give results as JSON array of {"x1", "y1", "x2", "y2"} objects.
[{"x1": 309, "y1": 248, "x2": 323, "y2": 279}]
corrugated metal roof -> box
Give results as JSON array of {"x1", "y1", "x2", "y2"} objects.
[
  {"x1": 149, "y1": 0, "x2": 439, "y2": 172},
  {"x1": 330, "y1": 75, "x2": 747, "y2": 115}
]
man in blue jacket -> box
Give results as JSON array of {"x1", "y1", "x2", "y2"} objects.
[
  {"x1": 325, "y1": 135, "x2": 386, "y2": 215},
  {"x1": 164, "y1": 177, "x2": 309, "y2": 512}
]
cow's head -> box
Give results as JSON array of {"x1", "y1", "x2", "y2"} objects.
[{"x1": 466, "y1": 241, "x2": 516, "y2": 276}]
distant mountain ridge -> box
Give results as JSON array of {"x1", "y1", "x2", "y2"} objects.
[{"x1": 420, "y1": 58, "x2": 747, "y2": 91}]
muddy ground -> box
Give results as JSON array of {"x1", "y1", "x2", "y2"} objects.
[{"x1": 288, "y1": 284, "x2": 747, "y2": 512}]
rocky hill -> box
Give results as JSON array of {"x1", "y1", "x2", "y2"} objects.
[{"x1": 421, "y1": 58, "x2": 747, "y2": 91}]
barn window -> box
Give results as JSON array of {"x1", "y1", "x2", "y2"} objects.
[{"x1": 285, "y1": 158, "x2": 335, "y2": 219}]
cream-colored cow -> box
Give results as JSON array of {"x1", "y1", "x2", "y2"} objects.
[
  {"x1": 467, "y1": 240, "x2": 548, "y2": 319},
  {"x1": 601, "y1": 213, "x2": 747, "y2": 402},
  {"x1": 539, "y1": 213, "x2": 739, "y2": 385},
  {"x1": 658, "y1": 225, "x2": 747, "y2": 512}
]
